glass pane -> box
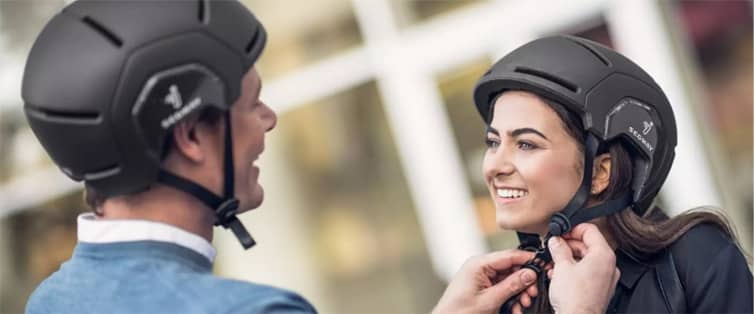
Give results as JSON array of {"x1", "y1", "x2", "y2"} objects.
[
  {"x1": 244, "y1": 0, "x2": 363, "y2": 80},
  {"x1": 0, "y1": 0, "x2": 64, "y2": 57},
  {"x1": 0, "y1": 1, "x2": 64, "y2": 183},
  {"x1": 0, "y1": 2, "x2": 83, "y2": 312},
  {"x1": 390, "y1": 0, "x2": 484, "y2": 29},
  {"x1": 1, "y1": 191, "x2": 86, "y2": 314},
  {"x1": 669, "y1": 0, "x2": 752, "y2": 244},
  {"x1": 435, "y1": 57, "x2": 522, "y2": 250},
  {"x1": 240, "y1": 81, "x2": 446, "y2": 313}
]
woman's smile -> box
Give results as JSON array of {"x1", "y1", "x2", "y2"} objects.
[{"x1": 493, "y1": 187, "x2": 529, "y2": 204}]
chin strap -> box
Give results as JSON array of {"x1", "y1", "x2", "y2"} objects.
[
  {"x1": 158, "y1": 111, "x2": 255, "y2": 249},
  {"x1": 500, "y1": 133, "x2": 632, "y2": 314},
  {"x1": 545, "y1": 133, "x2": 634, "y2": 237}
]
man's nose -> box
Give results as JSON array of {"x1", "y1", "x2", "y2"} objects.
[{"x1": 261, "y1": 102, "x2": 277, "y2": 132}]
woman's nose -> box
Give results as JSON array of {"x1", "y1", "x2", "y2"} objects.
[
  {"x1": 484, "y1": 150, "x2": 516, "y2": 178},
  {"x1": 495, "y1": 159, "x2": 515, "y2": 177}
]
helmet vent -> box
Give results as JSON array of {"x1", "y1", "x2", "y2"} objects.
[
  {"x1": 245, "y1": 27, "x2": 261, "y2": 54},
  {"x1": 198, "y1": 0, "x2": 209, "y2": 24},
  {"x1": 570, "y1": 39, "x2": 610, "y2": 67},
  {"x1": 81, "y1": 16, "x2": 123, "y2": 48},
  {"x1": 83, "y1": 164, "x2": 121, "y2": 181},
  {"x1": 26, "y1": 105, "x2": 101, "y2": 124},
  {"x1": 514, "y1": 66, "x2": 579, "y2": 93}
]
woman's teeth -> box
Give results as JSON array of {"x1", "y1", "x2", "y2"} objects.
[{"x1": 496, "y1": 188, "x2": 528, "y2": 199}]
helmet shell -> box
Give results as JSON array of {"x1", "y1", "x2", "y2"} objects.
[{"x1": 22, "y1": 0, "x2": 266, "y2": 197}]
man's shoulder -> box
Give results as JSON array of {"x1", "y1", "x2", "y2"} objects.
[
  {"x1": 181, "y1": 276, "x2": 317, "y2": 313},
  {"x1": 27, "y1": 262, "x2": 317, "y2": 314},
  {"x1": 193, "y1": 275, "x2": 300, "y2": 297}
]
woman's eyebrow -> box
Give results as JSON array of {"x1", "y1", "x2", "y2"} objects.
[{"x1": 509, "y1": 127, "x2": 548, "y2": 140}]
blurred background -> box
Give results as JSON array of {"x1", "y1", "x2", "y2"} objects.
[{"x1": 0, "y1": 0, "x2": 751, "y2": 313}]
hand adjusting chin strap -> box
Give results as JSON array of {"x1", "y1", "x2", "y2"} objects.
[
  {"x1": 500, "y1": 133, "x2": 632, "y2": 314},
  {"x1": 158, "y1": 111, "x2": 256, "y2": 249}
]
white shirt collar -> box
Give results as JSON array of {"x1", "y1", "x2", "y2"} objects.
[{"x1": 77, "y1": 213, "x2": 216, "y2": 263}]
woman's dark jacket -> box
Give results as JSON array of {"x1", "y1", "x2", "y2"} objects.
[{"x1": 608, "y1": 223, "x2": 752, "y2": 313}]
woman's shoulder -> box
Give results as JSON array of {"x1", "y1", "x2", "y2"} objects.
[
  {"x1": 670, "y1": 222, "x2": 735, "y2": 253},
  {"x1": 665, "y1": 223, "x2": 752, "y2": 312},
  {"x1": 668, "y1": 223, "x2": 737, "y2": 263},
  {"x1": 667, "y1": 222, "x2": 748, "y2": 286}
]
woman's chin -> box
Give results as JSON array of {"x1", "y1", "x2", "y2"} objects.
[
  {"x1": 496, "y1": 214, "x2": 547, "y2": 234},
  {"x1": 495, "y1": 216, "x2": 523, "y2": 231}
]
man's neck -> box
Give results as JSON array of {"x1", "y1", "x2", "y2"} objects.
[{"x1": 98, "y1": 184, "x2": 215, "y2": 243}]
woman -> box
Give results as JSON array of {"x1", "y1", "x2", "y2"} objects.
[{"x1": 472, "y1": 35, "x2": 752, "y2": 313}]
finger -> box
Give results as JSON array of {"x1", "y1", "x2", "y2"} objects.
[
  {"x1": 482, "y1": 250, "x2": 536, "y2": 272},
  {"x1": 543, "y1": 263, "x2": 553, "y2": 275},
  {"x1": 612, "y1": 267, "x2": 621, "y2": 287},
  {"x1": 565, "y1": 223, "x2": 611, "y2": 250},
  {"x1": 565, "y1": 239, "x2": 588, "y2": 258},
  {"x1": 548, "y1": 236, "x2": 575, "y2": 265},
  {"x1": 486, "y1": 268, "x2": 537, "y2": 304},
  {"x1": 526, "y1": 283, "x2": 538, "y2": 297},
  {"x1": 520, "y1": 292, "x2": 531, "y2": 308},
  {"x1": 609, "y1": 267, "x2": 621, "y2": 297},
  {"x1": 512, "y1": 302, "x2": 522, "y2": 314}
]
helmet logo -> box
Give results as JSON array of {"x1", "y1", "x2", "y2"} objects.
[
  {"x1": 606, "y1": 98, "x2": 659, "y2": 155},
  {"x1": 628, "y1": 124, "x2": 655, "y2": 153},
  {"x1": 164, "y1": 85, "x2": 184, "y2": 110},
  {"x1": 159, "y1": 84, "x2": 202, "y2": 129},
  {"x1": 642, "y1": 121, "x2": 653, "y2": 135}
]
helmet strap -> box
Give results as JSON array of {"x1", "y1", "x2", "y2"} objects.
[
  {"x1": 546, "y1": 133, "x2": 600, "y2": 236},
  {"x1": 157, "y1": 111, "x2": 256, "y2": 249},
  {"x1": 548, "y1": 133, "x2": 634, "y2": 236}
]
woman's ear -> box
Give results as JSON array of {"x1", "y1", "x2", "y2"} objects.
[
  {"x1": 170, "y1": 117, "x2": 204, "y2": 163},
  {"x1": 591, "y1": 153, "x2": 612, "y2": 195}
]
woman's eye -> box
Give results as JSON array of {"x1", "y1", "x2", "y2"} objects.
[
  {"x1": 517, "y1": 141, "x2": 537, "y2": 150},
  {"x1": 485, "y1": 138, "x2": 500, "y2": 149}
]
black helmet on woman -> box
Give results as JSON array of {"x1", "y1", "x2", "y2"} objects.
[{"x1": 474, "y1": 35, "x2": 677, "y2": 238}]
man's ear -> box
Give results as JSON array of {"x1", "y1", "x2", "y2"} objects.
[
  {"x1": 170, "y1": 116, "x2": 204, "y2": 163},
  {"x1": 591, "y1": 153, "x2": 612, "y2": 195}
]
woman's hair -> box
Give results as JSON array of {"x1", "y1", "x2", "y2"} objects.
[
  {"x1": 85, "y1": 108, "x2": 224, "y2": 214},
  {"x1": 495, "y1": 91, "x2": 743, "y2": 314}
]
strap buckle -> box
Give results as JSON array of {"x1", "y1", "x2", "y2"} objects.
[{"x1": 214, "y1": 198, "x2": 240, "y2": 226}]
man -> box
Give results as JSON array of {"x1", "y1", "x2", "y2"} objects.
[{"x1": 22, "y1": 1, "x2": 619, "y2": 313}]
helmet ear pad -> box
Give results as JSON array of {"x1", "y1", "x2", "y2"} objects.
[
  {"x1": 597, "y1": 88, "x2": 673, "y2": 214},
  {"x1": 130, "y1": 61, "x2": 229, "y2": 186}
]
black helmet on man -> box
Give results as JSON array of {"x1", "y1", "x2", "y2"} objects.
[{"x1": 22, "y1": 0, "x2": 266, "y2": 248}]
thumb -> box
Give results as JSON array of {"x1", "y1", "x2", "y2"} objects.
[
  {"x1": 548, "y1": 236, "x2": 574, "y2": 265},
  {"x1": 485, "y1": 268, "x2": 537, "y2": 307}
]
